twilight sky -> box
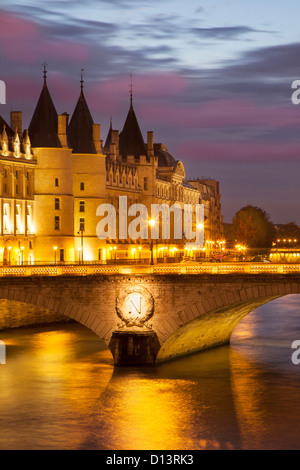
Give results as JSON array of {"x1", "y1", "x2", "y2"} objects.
[{"x1": 0, "y1": 0, "x2": 300, "y2": 223}]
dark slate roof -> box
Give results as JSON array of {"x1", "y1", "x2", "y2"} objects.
[
  {"x1": 0, "y1": 116, "x2": 14, "y2": 138},
  {"x1": 154, "y1": 145, "x2": 177, "y2": 168},
  {"x1": 67, "y1": 90, "x2": 96, "y2": 154},
  {"x1": 182, "y1": 179, "x2": 197, "y2": 189},
  {"x1": 119, "y1": 102, "x2": 147, "y2": 159},
  {"x1": 28, "y1": 79, "x2": 62, "y2": 148}
]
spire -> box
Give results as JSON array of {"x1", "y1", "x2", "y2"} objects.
[
  {"x1": 130, "y1": 72, "x2": 133, "y2": 106},
  {"x1": 119, "y1": 92, "x2": 147, "y2": 159},
  {"x1": 43, "y1": 63, "x2": 47, "y2": 87},
  {"x1": 80, "y1": 68, "x2": 84, "y2": 93},
  {"x1": 0, "y1": 115, "x2": 13, "y2": 138},
  {"x1": 67, "y1": 76, "x2": 96, "y2": 154},
  {"x1": 28, "y1": 67, "x2": 62, "y2": 148}
]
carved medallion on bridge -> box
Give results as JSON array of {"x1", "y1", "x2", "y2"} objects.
[{"x1": 116, "y1": 286, "x2": 154, "y2": 329}]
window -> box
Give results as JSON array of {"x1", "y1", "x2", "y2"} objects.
[
  {"x1": 79, "y1": 218, "x2": 85, "y2": 232},
  {"x1": 55, "y1": 198, "x2": 60, "y2": 210},
  {"x1": 55, "y1": 216, "x2": 60, "y2": 230},
  {"x1": 55, "y1": 178, "x2": 59, "y2": 187},
  {"x1": 80, "y1": 182, "x2": 84, "y2": 191},
  {"x1": 144, "y1": 177, "x2": 148, "y2": 190},
  {"x1": 79, "y1": 201, "x2": 85, "y2": 212},
  {"x1": 16, "y1": 205, "x2": 21, "y2": 232},
  {"x1": 60, "y1": 249, "x2": 64, "y2": 262}
]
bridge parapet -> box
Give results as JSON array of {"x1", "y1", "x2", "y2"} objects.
[{"x1": 0, "y1": 263, "x2": 297, "y2": 277}]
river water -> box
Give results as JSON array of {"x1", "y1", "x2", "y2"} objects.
[{"x1": 0, "y1": 294, "x2": 300, "y2": 450}]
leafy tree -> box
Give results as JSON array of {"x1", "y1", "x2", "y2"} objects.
[{"x1": 232, "y1": 205, "x2": 275, "y2": 248}]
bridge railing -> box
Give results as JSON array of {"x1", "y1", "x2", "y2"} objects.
[{"x1": 0, "y1": 263, "x2": 300, "y2": 277}]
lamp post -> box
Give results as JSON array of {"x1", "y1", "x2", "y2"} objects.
[
  {"x1": 78, "y1": 230, "x2": 84, "y2": 265},
  {"x1": 149, "y1": 219, "x2": 155, "y2": 265},
  {"x1": 53, "y1": 246, "x2": 58, "y2": 265}
]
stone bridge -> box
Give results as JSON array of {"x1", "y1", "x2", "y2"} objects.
[{"x1": 0, "y1": 267, "x2": 299, "y2": 364}]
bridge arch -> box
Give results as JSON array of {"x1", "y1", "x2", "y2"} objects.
[
  {"x1": 156, "y1": 282, "x2": 300, "y2": 363},
  {"x1": 0, "y1": 285, "x2": 113, "y2": 346}
]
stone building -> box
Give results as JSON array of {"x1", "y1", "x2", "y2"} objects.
[{"x1": 0, "y1": 72, "x2": 223, "y2": 264}]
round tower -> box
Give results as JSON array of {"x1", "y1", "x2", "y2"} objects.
[{"x1": 29, "y1": 67, "x2": 74, "y2": 263}]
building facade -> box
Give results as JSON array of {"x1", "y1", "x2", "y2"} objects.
[{"x1": 0, "y1": 74, "x2": 223, "y2": 264}]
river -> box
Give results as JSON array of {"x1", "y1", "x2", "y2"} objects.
[{"x1": 0, "y1": 294, "x2": 300, "y2": 450}]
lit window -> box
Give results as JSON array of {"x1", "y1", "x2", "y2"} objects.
[{"x1": 55, "y1": 216, "x2": 60, "y2": 230}]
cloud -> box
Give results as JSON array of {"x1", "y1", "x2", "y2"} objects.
[
  {"x1": 191, "y1": 26, "x2": 272, "y2": 40},
  {"x1": 0, "y1": 11, "x2": 90, "y2": 63}
]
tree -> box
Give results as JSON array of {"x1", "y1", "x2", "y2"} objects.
[{"x1": 232, "y1": 205, "x2": 275, "y2": 248}]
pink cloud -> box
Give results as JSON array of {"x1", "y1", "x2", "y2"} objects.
[
  {"x1": 91, "y1": 73, "x2": 186, "y2": 102},
  {"x1": 88, "y1": 72, "x2": 186, "y2": 118},
  {"x1": 141, "y1": 99, "x2": 300, "y2": 129},
  {"x1": 177, "y1": 140, "x2": 300, "y2": 163},
  {"x1": 0, "y1": 12, "x2": 89, "y2": 63}
]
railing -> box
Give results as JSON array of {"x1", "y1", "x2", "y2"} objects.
[{"x1": 0, "y1": 263, "x2": 300, "y2": 277}]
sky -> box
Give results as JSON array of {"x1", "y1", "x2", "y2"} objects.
[{"x1": 0, "y1": 0, "x2": 300, "y2": 224}]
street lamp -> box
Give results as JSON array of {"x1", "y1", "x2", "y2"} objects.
[
  {"x1": 148, "y1": 219, "x2": 155, "y2": 265},
  {"x1": 77, "y1": 230, "x2": 84, "y2": 264},
  {"x1": 53, "y1": 246, "x2": 58, "y2": 265}
]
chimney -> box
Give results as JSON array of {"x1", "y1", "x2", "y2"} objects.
[
  {"x1": 10, "y1": 111, "x2": 22, "y2": 135},
  {"x1": 147, "y1": 131, "x2": 154, "y2": 158},
  {"x1": 112, "y1": 130, "x2": 119, "y2": 156},
  {"x1": 58, "y1": 113, "x2": 69, "y2": 147},
  {"x1": 109, "y1": 143, "x2": 117, "y2": 162},
  {"x1": 93, "y1": 124, "x2": 101, "y2": 153}
]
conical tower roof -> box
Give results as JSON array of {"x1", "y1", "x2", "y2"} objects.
[
  {"x1": 119, "y1": 100, "x2": 146, "y2": 159},
  {"x1": 28, "y1": 70, "x2": 61, "y2": 148},
  {"x1": 67, "y1": 86, "x2": 96, "y2": 154}
]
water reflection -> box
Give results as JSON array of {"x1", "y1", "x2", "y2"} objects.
[
  {"x1": 0, "y1": 295, "x2": 300, "y2": 449},
  {"x1": 81, "y1": 347, "x2": 240, "y2": 450}
]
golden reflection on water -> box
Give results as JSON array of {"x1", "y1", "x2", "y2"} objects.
[{"x1": 0, "y1": 324, "x2": 114, "y2": 449}]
